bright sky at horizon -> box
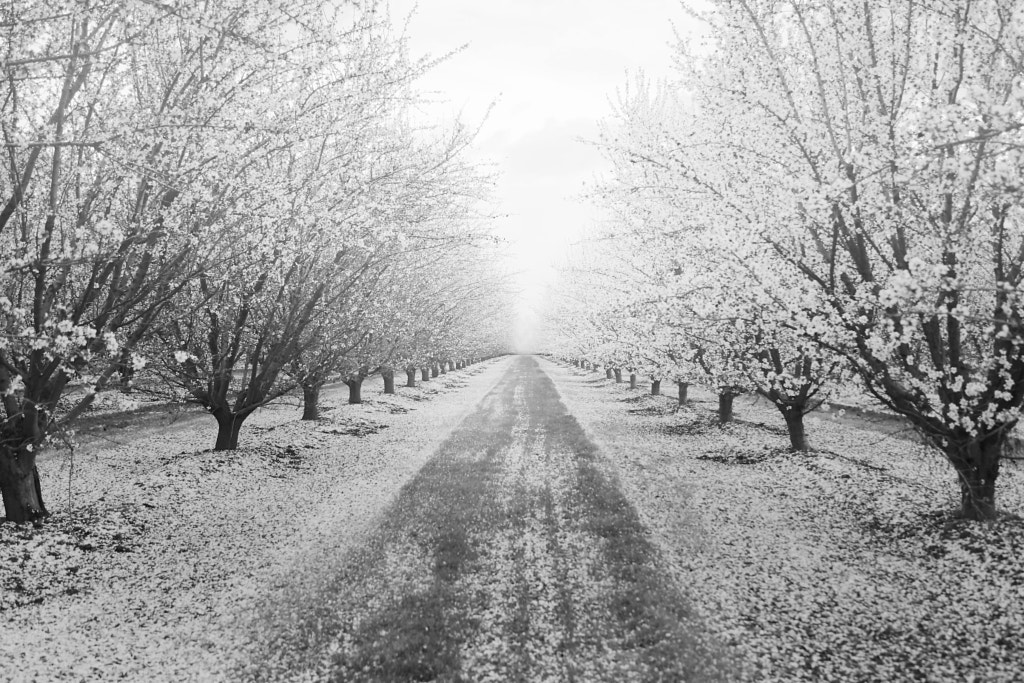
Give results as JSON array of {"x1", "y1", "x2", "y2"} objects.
[{"x1": 386, "y1": 1, "x2": 707, "y2": 351}]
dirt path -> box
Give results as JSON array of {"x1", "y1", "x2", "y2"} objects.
[{"x1": 244, "y1": 356, "x2": 733, "y2": 681}]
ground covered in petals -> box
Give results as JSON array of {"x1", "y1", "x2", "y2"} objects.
[
  {"x1": 545, "y1": 358, "x2": 1024, "y2": 683},
  {"x1": 1, "y1": 362, "x2": 508, "y2": 681},
  {"x1": 5, "y1": 355, "x2": 1021, "y2": 682}
]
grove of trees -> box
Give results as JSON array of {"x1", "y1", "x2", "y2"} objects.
[
  {"x1": 547, "y1": 0, "x2": 1024, "y2": 520},
  {"x1": 0, "y1": 0, "x2": 512, "y2": 523}
]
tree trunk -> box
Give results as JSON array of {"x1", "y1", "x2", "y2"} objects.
[
  {"x1": 651, "y1": 379, "x2": 661, "y2": 396},
  {"x1": 629, "y1": 373, "x2": 637, "y2": 390},
  {"x1": 214, "y1": 411, "x2": 248, "y2": 451},
  {"x1": 677, "y1": 381, "x2": 689, "y2": 405},
  {"x1": 406, "y1": 368, "x2": 417, "y2": 388},
  {"x1": 781, "y1": 407, "x2": 809, "y2": 452},
  {"x1": 347, "y1": 378, "x2": 363, "y2": 405},
  {"x1": 606, "y1": 368, "x2": 614, "y2": 379},
  {"x1": 431, "y1": 365, "x2": 439, "y2": 378},
  {"x1": 440, "y1": 363, "x2": 447, "y2": 375},
  {"x1": 421, "y1": 367, "x2": 430, "y2": 381},
  {"x1": 718, "y1": 392, "x2": 736, "y2": 423},
  {"x1": 948, "y1": 433, "x2": 1002, "y2": 520},
  {"x1": 382, "y1": 369, "x2": 395, "y2": 395},
  {"x1": 301, "y1": 384, "x2": 320, "y2": 421},
  {"x1": 0, "y1": 447, "x2": 47, "y2": 523},
  {"x1": 117, "y1": 347, "x2": 134, "y2": 392},
  {"x1": 614, "y1": 369, "x2": 622, "y2": 383}
]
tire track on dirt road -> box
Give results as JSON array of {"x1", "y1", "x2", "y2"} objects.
[{"x1": 245, "y1": 355, "x2": 733, "y2": 681}]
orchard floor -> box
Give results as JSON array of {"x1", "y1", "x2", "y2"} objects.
[{"x1": 2, "y1": 355, "x2": 1023, "y2": 681}]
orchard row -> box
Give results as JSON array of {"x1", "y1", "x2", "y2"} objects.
[
  {"x1": 547, "y1": 0, "x2": 1024, "y2": 521},
  {"x1": 0, "y1": 1, "x2": 512, "y2": 522}
]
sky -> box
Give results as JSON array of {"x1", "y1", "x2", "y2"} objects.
[{"x1": 386, "y1": 1, "x2": 707, "y2": 351}]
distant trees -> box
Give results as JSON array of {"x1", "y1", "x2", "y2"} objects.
[
  {"x1": 550, "y1": 0, "x2": 1024, "y2": 519},
  {"x1": 0, "y1": 0, "x2": 512, "y2": 522}
]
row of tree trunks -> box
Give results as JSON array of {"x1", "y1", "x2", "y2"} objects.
[
  {"x1": 596, "y1": 370, "x2": 813, "y2": 453},
  {"x1": 303, "y1": 358, "x2": 479, "y2": 419}
]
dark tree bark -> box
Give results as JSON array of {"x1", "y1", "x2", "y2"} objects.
[
  {"x1": 629, "y1": 373, "x2": 637, "y2": 390},
  {"x1": 406, "y1": 367, "x2": 417, "y2": 388},
  {"x1": 213, "y1": 409, "x2": 248, "y2": 451},
  {"x1": 117, "y1": 347, "x2": 135, "y2": 392},
  {"x1": 421, "y1": 367, "x2": 430, "y2": 381},
  {"x1": 614, "y1": 369, "x2": 622, "y2": 383},
  {"x1": 382, "y1": 369, "x2": 395, "y2": 395},
  {"x1": 301, "y1": 384, "x2": 321, "y2": 420},
  {"x1": 0, "y1": 449, "x2": 47, "y2": 522},
  {"x1": 440, "y1": 363, "x2": 447, "y2": 375},
  {"x1": 346, "y1": 378, "x2": 364, "y2": 404},
  {"x1": 606, "y1": 368, "x2": 614, "y2": 379},
  {"x1": 431, "y1": 365, "x2": 439, "y2": 378},
  {"x1": 947, "y1": 433, "x2": 1002, "y2": 520},
  {"x1": 651, "y1": 379, "x2": 661, "y2": 396},
  {"x1": 781, "y1": 407, "x2": 808, "y2": 451},
  {"x1": 677, "y1": 381, "x2": 689, "y2": 405},
  {"x1": 718, "y1": 392, "x2": 737, "y2": 423}
]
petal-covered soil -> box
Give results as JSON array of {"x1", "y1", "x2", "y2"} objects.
[
  {"x1": 544, "y1": 358, "x2": 1024, "y2": 682},
  {"x1": 1, "y1": 361, "x2": 509, "y2": 681},
  {"x1": 4, "y1": 355, "x2": 1022, "y2": 682}
]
